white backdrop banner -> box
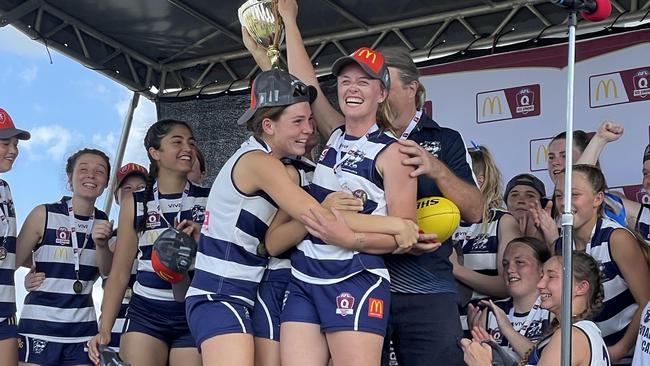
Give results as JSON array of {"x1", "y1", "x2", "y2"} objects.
[{"x1": 418, "y1": 28, "x2": 650, "y2": 202}]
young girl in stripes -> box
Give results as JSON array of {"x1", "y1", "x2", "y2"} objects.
[
  {"x1": 554, "y1": 164, "x2": 650, "y2": 363},
  {"x1": 88, "y1": 120, "x2": 209, "y2": 366},
  {"x1": 0, "y1": 108, "x2": 30, "y2": 366},
  {"x1": 16, "y1": 148, "x2": 113, "y2": 366}
]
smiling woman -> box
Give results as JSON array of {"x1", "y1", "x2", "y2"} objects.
[{"x1": 14, "y1": 148, "x2": 112, "y2": 366}]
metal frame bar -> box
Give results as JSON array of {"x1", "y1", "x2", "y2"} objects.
[
  {"x1": 3, "y1": 0, "x2": 648, "y2": 99},
  {"x1": 167, "y1": 8, "x2": 650, "y2": 98}
]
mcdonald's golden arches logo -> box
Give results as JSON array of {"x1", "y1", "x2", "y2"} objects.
[
  {"x1": 535, "y1": 144, "x2": 549, "y2": 166},
  {"x1": 595, "y1": 79, "x2": 618, "y2": 101},
  {"x1": 367, "y1": 297, "x2": 384, "y2": 319},
  {"x1": 355, "y1": 48, "x2": 377, "y2": 64},
  {"x1": 53, "y1": 246, "x2": 69, "y2": 260},
  {"x1": 482, "y1": 96, "x2": 503, "y2": 116}
]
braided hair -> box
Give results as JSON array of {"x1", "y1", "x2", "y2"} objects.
[
  {"x1": 137, "y1": 119, "x2": 194, "y2": 233},
  {"x1": 518, "y1": 252, "x2": 605, "y2": 365}
]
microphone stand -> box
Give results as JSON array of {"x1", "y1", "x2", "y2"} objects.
[{"x1": 560, "y1": 9, "x2": 578, "y2": 366}]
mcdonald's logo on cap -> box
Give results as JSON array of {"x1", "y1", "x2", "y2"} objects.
[
  {"x1": 595, "y1": 79, "x2": 618, "y2": 101},
  {"x1": 481, "y1": 96, "x2": 503, "y2": 116},
  {"x1": 367, "y1": 297, "x2": 384, "y2": 319}
]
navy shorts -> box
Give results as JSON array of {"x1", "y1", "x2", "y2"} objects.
[
  {"x1": 18, "y1": 335, "x2": 90, "y2": 366},
  {"x1": 382, "y1": 292, "x2": 464, "y2": 366},
  {"x1": 124, "y1": 294, "x2": 195, "y2": 348},
  {"x1": 186, "y1": 295, "x2": 253, "y2": 348},
  {"x1": 281, "y1": 272, "x2": 390, "y2": 336},
  {"x1": 0, "y1": 316, "x2": 17, "y2": 341},
  {"x1": 252, "y1": 280, "x2": 289, "y2": 342}
]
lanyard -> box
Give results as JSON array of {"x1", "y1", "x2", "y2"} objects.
[
  {"x1": 332, "y1": 124, "x2": 379, "y2": 191},
  {"x1": 152, "y1": 181, "x2": 190, "y2": 227},
  {"x1": 508, "y1": 296, "x2": 544, "y2": 336},
  {"x1": 0, "y1": 187, "x2": 11, "y2": 259},
  {"x1": 67, "y1": 199, "x2": 95, "y2": 278},
  {"x1": 398, "y1": 109, "x2": 423, "y2": 140}
]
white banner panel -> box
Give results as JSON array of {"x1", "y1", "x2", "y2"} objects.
[{"x1": 418, "y1": 29, "x2": 650, "y2": 201}]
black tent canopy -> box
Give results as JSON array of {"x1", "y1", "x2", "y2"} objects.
[{"x1": 2, "y1": 0, "x2": 649, "y2": 100}]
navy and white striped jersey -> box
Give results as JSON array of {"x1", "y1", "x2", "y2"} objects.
[
  {"x1": 187, "y1": 137, "x2": 278, "y2": 307},
  {"x1": 106, "y1": 232, "x2": 137, "y2": 351},
  {"x1": 526, "y1": 320, "x2": 610, "y2": 365},
  {"x1": 455, "y1": 209, "x2": 509, "y2": 300},
  {"x1": 0, "y1": 179, "x2": 17, "y2": 322},
  {"x1": 263, "y1": 156, "x2": 316, "y2": 283},
  {"x1": 635, "y1": 203, "x2": 650, "y2": 242},
  {"x1": 555, "y1": 218, "x2": 638, "y2": 345},
  {"x1": 290, "y1": 125, "x2": 394, "y2": 285},
  {"x1": 132, "y1": 182, "x2": 209, "y2": 304},
  {"x1": 486, "y1": 297, "x2": 550, "y2": 351},
  {"x1": 19, "y1": 198, "x2": 107, "y2": 343}
]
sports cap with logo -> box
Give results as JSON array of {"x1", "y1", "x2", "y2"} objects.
[
  {"x1": 0, "y1": 108, "x2": 31, "y2": 140},
  {"x1": 504, "y1": 173, "x2": 547, "y2": 202},
  {"x1": 331, "y1": 47, "x2": 391, "y2": 90},
  {"x1": 237, "y1": 69, "x2": 317, "y2": 126},
  {"x1": 151, "y1": 227, "x2": 197, "y2": 301},
  {"x1": 643, "y1": 144, "x2": 650, "y2": 163},
  {"x1": 116, "y1": 163, "x2": 148, "y2": 188}
]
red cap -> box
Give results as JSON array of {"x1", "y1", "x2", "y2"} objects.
[
  {"x1": 0, "y1": 108, "x2": 31, "y2": 140},
  {"x1": 331, "y1": 47, "x2": 391, "y2": 89},
  {"x1": 115, "y1": 163, "x2": 148, "y2": 188}
]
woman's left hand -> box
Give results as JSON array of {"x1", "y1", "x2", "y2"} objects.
[
  {"x1": 460, "y1": 338, "x2": 493, "y2": 366},
  {"x1": 91, "y1": 219, "x2": 113, "y2": 248},
  {"x1": 175, "y1": 218, "x2": 200, "y2": 242}
]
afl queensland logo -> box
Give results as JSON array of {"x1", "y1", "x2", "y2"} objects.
[
  {"x1": 516, "y1": 88, "x2": 535, "y2": 114},
  {"x1": 335, "y1": 292, "x2": 355, "y2": 316},
  {"x1": 633, "y1": 70, "x2": 650, "y2": 98},
  {"x1": 55, "y1": 227, "x2": 71, "y2": 245},
  {"x1": 146, "y1": 211, "x2": 161, "y2": 229}
]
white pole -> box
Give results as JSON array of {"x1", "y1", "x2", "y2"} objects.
[{"x1": 102, "y1": 92, "x2": 140, "y2": 215}]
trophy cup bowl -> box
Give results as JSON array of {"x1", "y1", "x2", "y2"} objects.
[{"x1": 238, "y1": 0, "x2": 284, "y2": 68}]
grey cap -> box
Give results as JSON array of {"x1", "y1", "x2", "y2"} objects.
[
  {"x1": 237, "y1": 69, "x2": 317, "y2": 126},
  {"x1": 504, "y1": 173, "x2": 547, "y2": 202}
]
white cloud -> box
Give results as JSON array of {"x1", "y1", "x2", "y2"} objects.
[
  {"x1": 19, "y1": 65, "x2": 38, "y2": 83},
  {"x1": 92, "y1": 132, "x2": 118, "y2": 158},
  {"x1": 21, "y1": 125, "x2": 72, "y2": 161},
  {"x1": 0, "y1": 26, "x2": 49, "y2": 59},
  {"x1": 116, "y1": 92, "x2": 157, "y2": 168}
]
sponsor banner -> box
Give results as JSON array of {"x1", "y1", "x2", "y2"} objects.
[
  {"x1": 609, "y1": 184, "x2": 647, "y2": 204},
  {"x1": 529, "y1": 137, "x2": 553, "y2": 172},
  {"x1": 476, "y1": 84, "x2": 541, "y2": 124},
  {"x1": 589, "y1": 66, "x2": 650, "y2": 108}
]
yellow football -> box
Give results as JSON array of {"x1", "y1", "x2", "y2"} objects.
[{"x1": 416, "y1": 196, "x2": 461, "y2": 242}]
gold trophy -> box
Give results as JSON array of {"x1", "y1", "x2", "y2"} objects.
[{"x1": 238, "y1": 0, "x2": 284, "y2": 69}]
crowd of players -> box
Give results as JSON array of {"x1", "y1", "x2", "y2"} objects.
[{"x1": 0, "y1": 0, "x2": 649, "y2": 365}]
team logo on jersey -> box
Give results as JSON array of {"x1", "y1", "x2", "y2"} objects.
[
  {"x1": 146, "y1": 211, "x2": 161, "y2": 229},
  {"x1": 17, "y1": 338, "x2": 23, "y2": 349},
  {"x1": 55, "y1": 227, "x2": 71, "y2": 245},
  {"x1": 335, "y1": 292, "x2": 355, "y2": 316},
  {"x1": 192, "y1": 205, "x2": 205, "y2": 223},
  {"x1": 32, "y1": 339, "x2": 47, "y2": 354},
  {"x1": 420, "y1": 140, "x2": 441, "y2": 157},
  {"x1": 644, "y1": 307, "x2": 650, "y2": 323},
  {"x1": 470, "y1": 234, "x2": 489, "y2": 251},
  {"x1": 342, "y1": 150, "x2": 365, "y2": 170},
  {"x1": 526, "y1": 321, "x2": 544, "y2": 337},
  {"x1": 490, "y1": 328, "x2": 503, "y2": 342},
  {"x1": 367, "y1": 297, "x2": 384, "y2": 319}
]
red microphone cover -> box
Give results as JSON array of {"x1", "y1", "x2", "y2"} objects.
[{"x1": 581, "y1": 0, "x2": 611, "y2": 22}]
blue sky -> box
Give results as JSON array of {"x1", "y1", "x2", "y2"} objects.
[{"x1": 1, "y1": 25, "x2": 156, "y2": 313}]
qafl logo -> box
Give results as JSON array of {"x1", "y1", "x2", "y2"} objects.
[
  {"x1": 55, "y1": 227, "x2": 71, "y2": 245},
  {"x1": 146, "y1": 211, "x2": 161, "y2": 229},
  {"x1": 633, "y1": 70, "x2": 650, "y2": 98},
  {"x1": 516, "y1": 88, "x2": 535, "y2": 114}
]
